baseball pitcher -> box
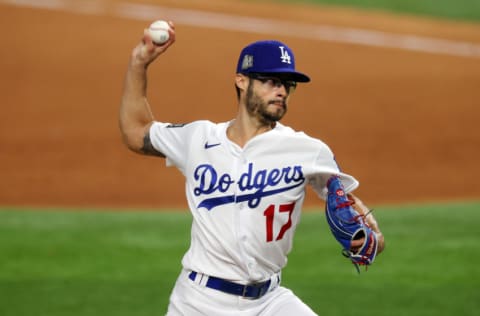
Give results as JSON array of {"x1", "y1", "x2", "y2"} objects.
[{"x1": 119, "y1": 21, "x2": 385, "y2": 316}]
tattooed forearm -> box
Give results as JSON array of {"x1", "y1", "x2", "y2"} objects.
[{"x1": 141, "y1": 133, "x2": 165, "y2": 157}]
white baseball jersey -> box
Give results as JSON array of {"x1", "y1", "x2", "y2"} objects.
[{"x1": 150, "y1": 120, "x2": 358, "y2": 283}]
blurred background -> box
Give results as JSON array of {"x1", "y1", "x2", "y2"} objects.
[{"x1": 1, "y1": 0, "x2": 479, "y2": 209}]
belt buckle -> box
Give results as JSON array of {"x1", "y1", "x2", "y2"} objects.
[
  {"x1": 242, "y1": 281, "x2": 268, "y2": 299},
  {"x1": 256, "y1": 282, "x2": 268, "y2": 298},
  {"x1": 241, "y1": 285, "x2": 248, "y2": 298}
]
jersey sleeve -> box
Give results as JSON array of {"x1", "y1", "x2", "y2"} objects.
[
  {"x1": 308, "y1": 142, "x2": 359, "y2": 200},
  {"x1": 148, "y1": 121, "x2": 200, "y2": 173}
]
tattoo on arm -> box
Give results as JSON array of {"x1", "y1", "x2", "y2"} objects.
[{"x1": 141, "y1": 133, "x2": 165, "y2": 157}]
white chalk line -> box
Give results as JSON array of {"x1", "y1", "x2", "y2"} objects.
[{"x1": 2, "y1": 0, "x2": 480, "y2": 58}]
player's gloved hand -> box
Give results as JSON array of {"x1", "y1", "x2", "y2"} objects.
[{"x1": 325, "y1": 175, "x2": 378, "y2": 272}]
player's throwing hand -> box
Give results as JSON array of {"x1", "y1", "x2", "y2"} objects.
[{"x1": 131, "y1": 21, "x2": 176, "y2": 67}]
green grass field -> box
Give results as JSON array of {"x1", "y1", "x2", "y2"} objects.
[
  {"x1": 1, "y1": 202, "x2": 479, "y2": 316},
  {"x1": 278, "y1": 0, "x2": 480, "y2": 21}
]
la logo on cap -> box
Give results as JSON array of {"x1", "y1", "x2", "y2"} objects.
[{"x1": 279, "y1": 46, "x2": 292, "y2": 64}]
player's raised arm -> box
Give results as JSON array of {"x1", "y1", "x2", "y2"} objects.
[{"x1": 119, "y1": 21, "x2": 175, "y2": 156}]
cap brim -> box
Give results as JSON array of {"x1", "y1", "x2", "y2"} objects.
[
  {"x1": 256, "y1": 70, "x2": 310, "y2": 83},
  {"x1": 284, "y1": 72, "x2": 310, "y2": 83}
]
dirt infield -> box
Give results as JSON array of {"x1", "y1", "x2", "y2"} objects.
[{"x1": 1, "y1": 0, "x2": 479, "y2": 209}]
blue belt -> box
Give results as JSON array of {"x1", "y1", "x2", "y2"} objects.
[{"x1": 188, "y1": 271, "x2": 273, "y2": 299}]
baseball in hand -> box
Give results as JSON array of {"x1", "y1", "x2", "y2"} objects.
[{"x1": 148, "y1": 20, "x2": 171, "y2": 45}]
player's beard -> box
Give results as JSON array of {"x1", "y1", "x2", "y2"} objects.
[{"x1": 245, "y1": 83, "x2": 287, "y2": 124}]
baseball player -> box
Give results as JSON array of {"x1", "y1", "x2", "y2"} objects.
[{"x1": 119, "y1": 22, "x2": 385, "y2": 316}]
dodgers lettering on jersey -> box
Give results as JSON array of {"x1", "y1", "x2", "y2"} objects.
[{"x1": 193, "y1": 163, "x2": 305, "y2": 210}]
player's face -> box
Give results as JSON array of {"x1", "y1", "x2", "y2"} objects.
[{"x1": 246, "y1": 74, "x2": 296, "y2": 123}]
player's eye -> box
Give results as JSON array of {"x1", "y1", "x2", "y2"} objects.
[
  {"x1": 268, "y1": 78, "x2": 297, "y2": 92},
  {"x1": 249, "y1": 74, "x2": 297, "y2": 92}
]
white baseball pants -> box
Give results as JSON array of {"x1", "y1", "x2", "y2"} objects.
[{"x1": 166, "y1": 269, "x2": 318, "y2": 316}]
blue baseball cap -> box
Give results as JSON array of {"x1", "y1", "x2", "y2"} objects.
[{"x1": 236, "y1": 40, "x2": 310, "y2": 82}]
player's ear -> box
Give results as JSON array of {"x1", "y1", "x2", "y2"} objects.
[{"x1": 235, "y1": 74, "x2": 249, "y2": 93}]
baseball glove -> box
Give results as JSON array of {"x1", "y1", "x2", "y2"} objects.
[{"x1": 325, "y1": 175, "x2": 378, "y2": 272}]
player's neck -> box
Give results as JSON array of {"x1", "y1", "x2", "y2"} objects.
[{"x1": 227, "y1": 113, "x2": 275, "y2": 148}]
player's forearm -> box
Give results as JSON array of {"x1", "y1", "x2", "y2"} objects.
[{"x1": 119, "y1": 61, "x2": 155, "y2": 153}]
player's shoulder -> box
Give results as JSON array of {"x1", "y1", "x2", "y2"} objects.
[
  {"x1": 151, "y1": 120, "x2": 229, "y2": 142},
  {"x1": 153, "y1": 119, "x2": 217, "y2": 131},
  {"x1": 275, "y1": 123, "x2": 331, "y2": 149},
  {"x1": 187, "y1": 120, "x2": 229, "y2": 134}
]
